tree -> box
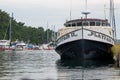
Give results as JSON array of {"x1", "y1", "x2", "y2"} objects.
[{"x1": 0, "y1": 9, "x2": 56, "y2": 45}]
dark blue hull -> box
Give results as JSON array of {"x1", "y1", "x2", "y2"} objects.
[{"x1": 55, "y1": 39, "x2": 114, "y2": 61}]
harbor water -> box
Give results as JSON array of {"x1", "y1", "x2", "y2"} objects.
[{"x1": 0, "y1": 50, "x2": 120, "y2": 80}]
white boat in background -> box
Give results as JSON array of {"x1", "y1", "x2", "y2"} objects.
[
  {"x1": 41, "y1": 44, "x2": 54, "y2": 50},
  {"x1": 0, "y1": 13, "x2": 14, "y2": 51},
  {"x1": 15, "y1": 41, "x2": 27, "y2": 51},
  {"x1": 0, "y1": 40, "x2": 13, "y2": 51},
  {"x1": 41, "y1": 42, "x2": 54, "y2": 50}
]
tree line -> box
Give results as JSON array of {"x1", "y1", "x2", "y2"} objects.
[{"x1": 0, "y1": 9, "x2": 56, "y2": 45}]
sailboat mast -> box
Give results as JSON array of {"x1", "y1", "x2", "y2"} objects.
[
  {"x1": 82, "y1": 0, "x2": 90, "y2": 18},
  {"x1": 9, "y1": 13, "x2": 13, "y2": 41},
  {"x1": 46, "y1": 22, "x2": 49, "y2": 43}
]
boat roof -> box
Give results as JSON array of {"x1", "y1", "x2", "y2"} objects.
[
  {"x1": 64, "y1": 18, "x2": 110, "y2": 27},
  {"x1": 65, "y1": 18, "x2": 108, "y2": 23}
]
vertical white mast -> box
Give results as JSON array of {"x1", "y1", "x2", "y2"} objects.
[
  {"x1": 46, "y1": 22, "x2": 49, "y2": 43},
  {"x1": 9, "y1": 13, "x2": 13, "y2": 42},
  {"x1": 82, "y1": 0, "x2": 90, "y2": 18},
  {"x1": 110, "y1": 0, "x2": 116, "y2": 40}
]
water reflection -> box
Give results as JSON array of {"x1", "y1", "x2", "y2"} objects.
[
  {"x1": 0, "y1": 51, "x2": 17, "y2": 78},
  {"x1": 56, "y1": 59, "x2": 116, "y2": 80},
  {"x1": 0, "y1": 51, "x2": 17, "y2": 61},
  {"x1": 0, "y1": 50, "x2": 119, "y2": 80},
  {"x1": 0, "y1": 50, "x2": 59, "y2": 80},
  {"x1": 56, "y1": 59, "x2": 114, "y2": 69}
]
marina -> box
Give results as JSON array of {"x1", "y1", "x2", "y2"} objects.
[
  {"x1": 0, "y1": 0, "x2": 120, "y2": 80},
  {"x1": 0, "y1": 50, "x2": 120, "y2": 80}
]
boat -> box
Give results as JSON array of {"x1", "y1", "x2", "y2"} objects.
[
  {"x1": 41, "y1": 42, "x2": 54, "y2": 50},
  {"x1": 0, "y1": 40, "x2": 13, "y2": 51},
  {"x1": 0, "y1": 13, "x2": 14, "y2": 51},
  {"x1": 55, "y1": 0, "x2": 116, "y2": 60},
  {"x1": 15, "y1": 41, "x2": 27, "y2": 51}
]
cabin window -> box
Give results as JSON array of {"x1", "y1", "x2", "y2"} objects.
[
  {"x1": 106, "y1": 23, "x2": 110, "y2": 26},
  {"x1": 102, "y1": 23, "x2": 106, "y2": 26},
  {"x1": 83, "y1": 22, "x2": 89, "y2": 26},
  {"x1": 96, "y1": 22, "x2": 101, "y2": 26},
  {"x1": 68, "y1": 24, "x2": 71, "y2": 27},
  {"x1": 77, "y1": 22, "x2": 82, "y2": 26},
  {"x1": 90, "y1": 22, "x2": 95, "y2": 26},
  {"x1": 72, "y1": 23, "x2": 76, "y2": 26}
]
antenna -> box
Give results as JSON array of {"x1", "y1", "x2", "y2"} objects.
[
  {"x1": 104, "y1": 4, "x2": 106, "y2": 19},
  {"x1": 82, "y1": 0, "x2": 90, "y2": 18},
  {"x1": 110, "y1": 0, "x2": 116, "y2": 40}
]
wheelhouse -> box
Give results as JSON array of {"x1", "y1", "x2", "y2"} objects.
[{"x1": 64, "y1": 18, "x2": 110, "y2": 27}]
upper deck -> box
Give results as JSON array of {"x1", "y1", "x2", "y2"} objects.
[{"x1": 64, "y1": 18, "x2": 110, "y2": 27}]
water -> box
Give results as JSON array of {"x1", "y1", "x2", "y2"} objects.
[{"x1": 0, "y1": 50, "x2": 120, "y2": 80}]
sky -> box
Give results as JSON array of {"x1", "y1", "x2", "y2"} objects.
[{"x1": 0, "y1": 0, "x2": 120, "y2": 39}]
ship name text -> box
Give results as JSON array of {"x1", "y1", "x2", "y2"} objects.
[
  {"x1": 57, "y1": 32, "x2": 78, "y2": 44},
  {"x1": 88, "y1": 31, "x2": 113, "y2": 43}
]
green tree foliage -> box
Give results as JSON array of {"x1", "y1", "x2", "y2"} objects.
[
  {"x1": 0, "y1": 10, "x2": 10, "y2": 39},
  {"x1": 0, "y1": 9, "x2": 55, "y2": 45}
]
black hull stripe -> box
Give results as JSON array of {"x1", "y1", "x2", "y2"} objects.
[{"x1": 55, "y1": 39, "x2": 114, "y2": 60}]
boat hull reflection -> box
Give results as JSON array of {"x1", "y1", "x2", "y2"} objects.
[{"x1": 56, "y1": 59, "x2": 114, "y2": 68}]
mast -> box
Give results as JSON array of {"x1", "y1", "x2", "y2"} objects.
[
  {"x1": 52, "y1": 25, "x2": 56, "y2": 46},
  {"x1": 9, "y1": 13, "x2": 13, "y2": 42},
  {"x1": 82, "y1": 0, "x2": 90, "y2": 18},
  {"x1": 46, "y1": 22, "x2": 49, "y2": 43},
  {"x1": 110, "y1": 0, "x2": 116, "y2": 40},
  {"x1": 69, "y1": 0, "x2": 72, "y2": 20}
]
